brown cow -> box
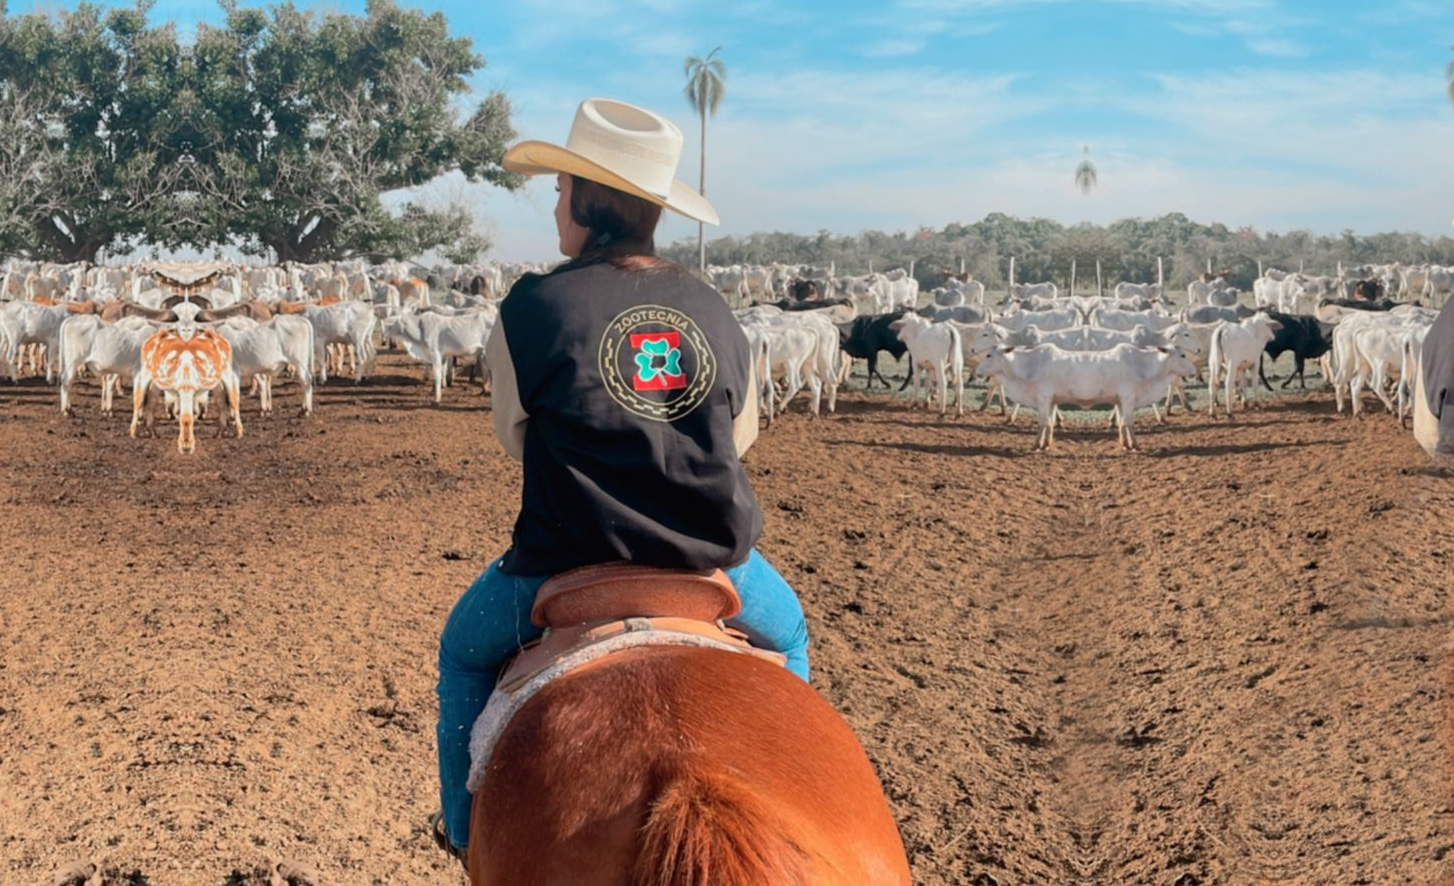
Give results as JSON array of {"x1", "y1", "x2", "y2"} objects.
[{"x1": 131, "y1": 328, "x2": 242, "y2": 454}]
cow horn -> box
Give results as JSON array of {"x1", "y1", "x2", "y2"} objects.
[{"x1": 119, "y1": 303, "x2": 175, "y2": 322}]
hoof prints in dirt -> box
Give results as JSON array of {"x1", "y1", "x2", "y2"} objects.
[
  {"x1": 224, "y1": 861, "x2": 319, "y2": 886},
  {"x1": 53, "y1": 863, "x2": 151, "y2": 886}
]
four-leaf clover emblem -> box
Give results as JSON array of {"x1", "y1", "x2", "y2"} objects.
[{"x1": 635, "y1": 337, "x2": 683, "y2": 383}]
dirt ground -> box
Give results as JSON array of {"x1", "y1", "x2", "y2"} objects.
[{"x1": 1, "y1": 350, "x2": 1452, "y2": 886}]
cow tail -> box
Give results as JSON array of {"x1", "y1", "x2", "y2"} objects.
[{"x1": 1208, "y1": 323, "x2": 1225, "y2": 412}]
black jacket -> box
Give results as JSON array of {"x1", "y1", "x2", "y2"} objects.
[{"x1": 485, "y1": 253, "x2": 763, "y2": 575}]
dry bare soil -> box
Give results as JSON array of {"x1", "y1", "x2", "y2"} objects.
[{"x1": 1, "y1": 352, "x2": 1452, "y2": 886}]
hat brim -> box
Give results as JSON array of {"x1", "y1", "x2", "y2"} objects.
[{"x1": 503, "y1": 140, "x2": 720, "y2": 226}]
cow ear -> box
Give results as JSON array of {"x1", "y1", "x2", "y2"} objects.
[
  {"x1": 1156, "y1": 346, "x2": 1169, "y2": 354},
  {"x1": 1002, "y1": 345, "x2": 1016, "y2": 353}
]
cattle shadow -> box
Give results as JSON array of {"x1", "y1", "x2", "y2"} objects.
[
  {"x1": 380, "y1": 401, "x2": 489, "y2": 414},
  {"x1": 1256, "y1": 397, "x2": 1343, "y2": 417},
  {"x1": 1400, "y1": 462, "x2": 1454, "y2": 479},
  {"x1": 838, "y1": 414, "x2": 1016, "y2": 433},
  {"x1": 823, "y1": 437, "x2": 1028, "y2": 459},
  {"x1": 1145, "y1": 438, "x2": 1348, "y2": 458},
  {"x1": 319, "y1": 371, "x2": 431, "y2": 387},
  {"x1": 1334, "y1": 613, "x2": 1454, "y2": 632}
]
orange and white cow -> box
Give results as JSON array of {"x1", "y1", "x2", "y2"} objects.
[
  {"x1": 395, "y1": 276, "x2": 429, "y2": 307},
  {"x1": 130, "y1": 327, "x2": 242, "y2": 454}
]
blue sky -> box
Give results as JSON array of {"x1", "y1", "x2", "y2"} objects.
[{"x1": 15, "y1": 0, "x2": 1454, "y2": 260}]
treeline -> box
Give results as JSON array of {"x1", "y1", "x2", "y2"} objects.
[
  {"x1": 660, "y1": 212, "x2": 1454, "y2": 292},
  {"x1": 0, "y1": 0, "x2": 520, "y2": 264}
]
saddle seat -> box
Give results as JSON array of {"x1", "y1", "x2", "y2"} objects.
[
  {"x1": 468, "y1": 563, "x2": 787, "y2": 792},
  {"x1": 497, "y1": 562, "x2": 783, "y2": 693}
]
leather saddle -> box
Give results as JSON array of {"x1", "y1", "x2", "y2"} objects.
[{"x1": 496, "y1": 563, "x2": 786, "y2": 692}]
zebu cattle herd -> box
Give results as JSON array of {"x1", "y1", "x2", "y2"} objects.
[
  {"x1": 1, "y1": 256, "x2": 1447, "y2": 455},
  {"x1": 0, "y1": 259, "x2": 548, "y2": 452},
  {"x1": 726, "y1": 261, "x2": 1446, "y2": 452}
]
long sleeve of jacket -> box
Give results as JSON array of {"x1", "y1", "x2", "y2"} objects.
[
  {"x1": 487, "y1": 316, "x2": 528, "y2": 460},
  {"x1": 733, "y1": 361, "x2": 760, "y2": 457}
]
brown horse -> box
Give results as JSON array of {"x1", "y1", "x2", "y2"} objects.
[{"x1": 468, "y1": 645, "x2": 911, "y2": 886}]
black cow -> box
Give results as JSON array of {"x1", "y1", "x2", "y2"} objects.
[
  {"x1": 836, "y1": 310, "x2": 911, "y2": 390},
  {"x1": 1318, "y1": 296, "x2": 1399, "y2": 313},
  {"x1": 1258, "y1": 311, "x2": 1337, "y2": 390},
  {"x1": 788, "y1": 278, "x2": 820, "y2": 301},
  {"x1": 1352, "y1": 279, "x2": 1384, "y2": 301},
  {"x1": 771, "y1": 297, "x2": 851, "y2": 313}
]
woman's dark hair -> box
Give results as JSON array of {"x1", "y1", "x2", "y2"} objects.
[{"x1": 569, "y1": 175, "x2": 671, "y2": 272}]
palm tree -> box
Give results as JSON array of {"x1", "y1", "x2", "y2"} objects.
[
  {"x1": 1074, "y1": 145, "x2": 1097, "y2": 195},
  {"x1": 684, "y1": 46, "x2": 726, "y2": 275},
  {"x1": 1446, "y1": 46, "x2": 1454, "y2": 109}
]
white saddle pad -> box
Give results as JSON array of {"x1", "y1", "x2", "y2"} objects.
[{"x1": 466, "y1": 628, "x2": 749, "y2": 792}]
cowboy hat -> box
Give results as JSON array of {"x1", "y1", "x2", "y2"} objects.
[{"x1": 502, "y1": 98, "x2": 719, "y2": 226}]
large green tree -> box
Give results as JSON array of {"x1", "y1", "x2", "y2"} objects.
[
  {"x1": 0, "y1": 1, "x2": 178, "y2": 262},
  {"x1": 0, "y1": 0, "x2": 520, "y2": 263},
  {"x1": 190, "y1": 0, "x2": 521, "y2": 262}
]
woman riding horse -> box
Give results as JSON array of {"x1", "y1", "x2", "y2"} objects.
[{"x1": 432, "y1": 98, "x2": 908, "y2": 884}]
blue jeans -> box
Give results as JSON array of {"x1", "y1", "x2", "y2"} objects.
[{"x1": 434, "y1": 549, "x2": 810, "y2": 851}]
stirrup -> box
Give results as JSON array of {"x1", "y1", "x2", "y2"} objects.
[{"x1": 429, "y1": 810, "x2": 468, "y2": 869}]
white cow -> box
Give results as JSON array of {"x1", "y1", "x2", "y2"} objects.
[
  {"x1": 1113, "y1": 282, "x2": 1162, "y2": 304},
  {"x1": 1347, "y1": 323, "x2": 1425, "y2": 418},
  {"x1": 1400, "y1": 266, "x2": 1431, "y2": 301},
  {"x1": 56, "y1": 314, "x2": 156, "y2": 414},
  {"x1": 1153, "y1": 321, "x2": 1219, "y2": 412},
  {"x1": 1425, "y1": 267, "x2": 1453, "y2": 307},
  {"x1": 1397, "y1": 325, "x2": 1433, "y2": 427},
  {"x1": 738, "y1": 324, "x2": 775, "y2": 424},
  {"x1": 710, "y1": 266, "x2": 748, "y2": 305},
  {"x1": 0, "y1": 301, "x2": 79, "y2": 382},
  {"x1": 973, "y1": 343, "x2": 1198, "y2": 450},
  {"x1": 889, "y1": 313, "x2": 964, "y2": 418},
  {"x1": 879, "y1": 273, "x2": 919, "y2": 314},
  {"x1": 1207, "y1": 314, "x2": 1283, "y2": 416},
  {"x1": 300, "y1": 301, "x2": 377, "y2": 382},
  {"x1": 1007, "y1": 282, "x2": 1058, "y2": 304},
  {"x1": 421, "y1": 306, "x2": 498, "y2": 404},
  {"x1": 936, "y1": 278, "x2": 986, "y2": 307},
  {"x1": 997, "y1": 307, "x2": 1080, "y2": 334},
  {"x1": 768, "y1": 311, "x2": 842, "y2": 416},
  {"x1": 1326, "y1": 310, "x2": 1428, "y2": 412},
  {"x1": 1089, "y1": 307, "x2": 1180, "y2": 333},
  {"x1": 758, "y1": 324, "x2": 818, "y2": 417},
  {"x1": 216, "y1": 316, "x2": 316, "y2": 414},
  {"x1": 1206, "y1": 286, "x2": 1241, "y2": 307}
]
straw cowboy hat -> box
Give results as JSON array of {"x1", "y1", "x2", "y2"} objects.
[{"x1": 502, "y1": 98, "x2": 719, "y2": 226}]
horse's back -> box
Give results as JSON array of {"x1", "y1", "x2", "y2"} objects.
[{"x1": 472, "y1": 645, "x2": 910, "y2": 886}]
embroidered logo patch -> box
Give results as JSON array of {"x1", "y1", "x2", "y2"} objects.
[
  {"x1": 630, "y1": 332, "x2": 686, "y2": 391},
  {"x1": 599, "y1": 305, "x2": 716, "y2": 421}
]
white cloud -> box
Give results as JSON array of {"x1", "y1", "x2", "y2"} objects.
[
  {"x1": 1245, "y1": 38, "x2": 1308, "y2": 58},
  {"x1": 863, "y1": 38, "x2": 927, "y2": 58},
  {"x1": 385, "y1": 2, "x2": 1454, "y2": 261},
  {"x1": 464, "y1": 59, "x2": 1454, "y2": 261}
]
